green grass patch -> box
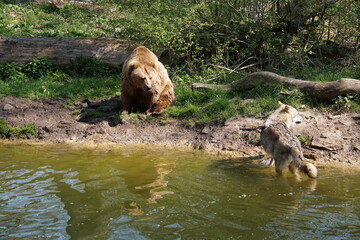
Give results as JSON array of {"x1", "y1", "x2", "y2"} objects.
[
  {"x1": 0, "y1": 57, "x2": 120, "y2": 100},
  {"x1": 298, "y1": 134, "x2": 312, "y2": 146},
  {"x1": 0, "y1": 57, "x2": 359, "y2": 125},
  {"x1": 166, "y1": 69, "x2": 360, "y2": 125},
  {"x1": 0, "y1": 120, "x2": 37, "y2": 139}
]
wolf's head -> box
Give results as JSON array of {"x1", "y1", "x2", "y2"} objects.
[{"x1": 264, "y1": 102, "x2": 302, "y2": 128}]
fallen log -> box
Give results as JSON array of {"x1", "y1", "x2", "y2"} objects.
[
  {"x1": 0, "y1": 37, "x2": 134, "y2": 69},
  {"x1": 192, "y1": 71, "x2": 360, "y2": 99}
]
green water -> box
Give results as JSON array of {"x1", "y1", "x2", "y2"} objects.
[{"x1": 1, "y1": 144, "x2": 360, "y2": 240}]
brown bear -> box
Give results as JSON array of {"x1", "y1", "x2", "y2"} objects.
[{"x1": 120, "y1": 46, "x2": 175, "y2": 115}]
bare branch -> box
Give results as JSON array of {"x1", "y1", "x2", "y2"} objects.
[{"x1": 192, "y1": 71, "x2": 360, "y2": 99}]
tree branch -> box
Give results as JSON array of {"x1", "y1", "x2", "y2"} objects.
[{"x1": 192, "y1": 71, "x2": 360, "y2": 99}]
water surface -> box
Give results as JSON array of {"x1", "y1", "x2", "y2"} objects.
[{"x1": 1, "y1": 144, "x2": 360, "y2": 239}]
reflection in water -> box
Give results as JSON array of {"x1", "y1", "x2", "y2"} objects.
[
  {"x1": 1, "y1": 144, "x2": 360, "y2": 239},
  {"x1": 135, "y1": 160, "x2": 175, "y2": 204},
  {"x1": 124, "y1": 201, "x2": 144, "y2": 216}
]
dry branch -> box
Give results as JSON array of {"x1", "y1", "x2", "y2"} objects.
[{"x1": 192, "y1": 71, "x2": 360, "y2": 99}]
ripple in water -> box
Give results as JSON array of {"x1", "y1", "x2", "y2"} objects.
[{"x1": 1, "y1": 144, "x2": 360, "y2": 239}]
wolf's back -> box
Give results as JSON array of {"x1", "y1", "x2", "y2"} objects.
[
  {"x1": 261, "y1": 122, "x2": 302, "y2": 157},
  {"x1": 261, "y1": 122, "x2": 317, "y2": 178}
]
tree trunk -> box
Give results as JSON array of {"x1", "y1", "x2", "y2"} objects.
[
  {"x1": 192, "y1": 71, "x2": 360, "y2": 99},
  {"x1": 0, "y1": 37, "x2": 134, "y2": 69}
]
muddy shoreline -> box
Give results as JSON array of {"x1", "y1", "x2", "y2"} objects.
[{"x1": 1, "y1": 96, "x2": 359, "y2": 166}]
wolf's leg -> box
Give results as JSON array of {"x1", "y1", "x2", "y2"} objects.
[
  {"x1": 289, "y1": 161, "x2": 301, "y2": 179},
  {"x1": 288, "y1": 161, "x2": 297, "y2": 174},
  {"x1": 274, "y1": 158, "x2": 283, "y2": 175},
  {"x1": 268, "y1": 157, "x2": 274, "y2": 166},
  {"x1": 274, "y1": 154, "x2": 291, "y2": 176}
]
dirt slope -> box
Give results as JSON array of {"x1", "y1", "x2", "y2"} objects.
[{"x1": 1, "y1": 96, "x2": 359, "y2": 165}]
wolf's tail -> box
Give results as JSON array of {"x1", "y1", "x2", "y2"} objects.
[
  {"x1": 300, "y1": 161, "x2": 317, "y2": 178},
  {"x1": 292, "y1": 155, "x2": 318, "y2": 178}
]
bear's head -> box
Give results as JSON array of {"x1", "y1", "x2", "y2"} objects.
[{"x1": 129, "y1": 62, "x2": 159, "y2": 92}]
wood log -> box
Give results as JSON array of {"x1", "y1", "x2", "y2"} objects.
[
  {"x1": 0, "y1": 37, "x2": 135, "y2": 69},
  {"x1": 192, "y1": 71, "x2": 360, "y2": 99}
]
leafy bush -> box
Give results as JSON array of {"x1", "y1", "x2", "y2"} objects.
[
  {"x1": 0, "y1": 120, "x2": 37, "y2": 139},
  {"x1": 0, "y1": 58, "x2": 54, "y2": 81},
  {"x1": 62, "y1": 57, "x2": 118, "y2": 77},
  {"x1": 1, "y1": 1, "x2": 357, "y2": 72},
  {"x1": 23, "y1": 57, "x2": 53, "y2": 79},
  {"x1": 0, "y1": 56, "x2": 117, "y2": 82},
  {"x1": 0, "y1": 63, "x2": 25, "y2": 81}
]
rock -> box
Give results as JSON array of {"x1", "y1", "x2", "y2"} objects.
[
  {"x1": 138, "y1": 114, "x2": 147, "y2": 121},
  {"x1": 304, "y1": 151, "x2": 319, "y2": 161},
  {"x1": 201, "y1": 125, "x2": 211, "y2": 134},
  {"x1": 192, "y1": 142, "x2": 206, "y2": 150},
  {"x1": 43, "y1": 125, "x2": 53, "y2": 133},
  {"x1": 120, "y1": 115, "x2": 132, "y2": 125},
  {"x1": 3, "y1": 104, "x2": 14, "y2": 111},
  {"x1": 311, "y1": 131, "x2": 344, "y2": 151},
  {"x1": 240, "y1": 99, "x2": 256, "y2": 104},
  {"x1": 88, "y1": 101, "x2": 102, "y2": 108}
]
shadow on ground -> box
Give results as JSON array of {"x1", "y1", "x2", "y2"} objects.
[{"x1": 77, "y1": 96, "x2": 121, "y2": 127}]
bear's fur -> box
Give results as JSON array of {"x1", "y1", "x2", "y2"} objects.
[{"x1": 120, "y1": 46, "x2": 175, "y2": 115}]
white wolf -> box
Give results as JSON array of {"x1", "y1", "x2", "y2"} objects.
[{"x1": 261, "y1": 102, "x2": 317, "y2": 178}]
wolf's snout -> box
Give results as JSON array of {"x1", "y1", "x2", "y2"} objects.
[{"x1": 294, "y1": 116, "x2": 302, "y2": 124}]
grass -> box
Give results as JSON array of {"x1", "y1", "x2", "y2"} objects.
[
  {"x1": 0, "y1": 57, "x2": 120, "y2": 99},
  {"x1": 0, "y1": 1, "x2": 359, "y2": 126},
  {"x1": 0, "y1": 57, "x2": 359, "y2": 126},
  {"x1": 0, "y1": 74, "x2": 120, "y2": 99}
]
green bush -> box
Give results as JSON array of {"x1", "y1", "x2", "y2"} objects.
[
  {"x1": 22, "y1": 57, "x2": 53, "y2": 79},
  {"x1": 0, "y1": 120, "x2": 10, "y2": 138},
  {"x1": 62, "y1": 57, "x2": 118, "y2": 77},
  {"x1": 0, "y1": 120, "x2": 37, "y2": 139},
  {"x1": 0, "y1": 63, "x2": 25, "y2": 81},
  {"x1": 1, "y1": 1, "x2": 358, "y2": 72}
]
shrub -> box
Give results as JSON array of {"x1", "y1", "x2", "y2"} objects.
[
  {"x1": 0, "y1": 120, "x2": 37, "y2": 139},
  {"x1": 62, "y1": 57, "x2": 118, "y2": 77},
  {"x1": 0, "y1": 62, "x2": 26, "y2": 81},
  {"x1": 23, "y1": 57, "x2": 53, "y2": 79}
]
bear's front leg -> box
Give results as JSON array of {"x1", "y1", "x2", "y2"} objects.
[
  {"x1": 145, "y1": 92, "x2": 160, "y2": 115},
  {"x1": 146, "y1": 90, "x2": 173, "y2": 115},
  {"x1": 120, "y1": 92, "x2": 135, "y2": 114}
]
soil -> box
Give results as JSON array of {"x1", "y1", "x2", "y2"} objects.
[{"x1": 1, "y1": 96, "x2": 359, "y2": 166}]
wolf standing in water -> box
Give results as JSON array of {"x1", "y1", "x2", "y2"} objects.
[{"x1": 261, "y1": 102, "x2": 317, "y2": 178}]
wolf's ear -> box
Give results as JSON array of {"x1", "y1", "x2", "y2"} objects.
[
  {"x1": 280, "y1": 105, "x2": 290, "y2": 113},
  {"x1": 278, "y1": 101, "x2": 283, "y2": 106}
]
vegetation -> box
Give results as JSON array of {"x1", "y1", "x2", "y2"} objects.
[
  {"x1": 0, "y1": 57, "x2": 119, "y2": 99},
  {"x1": 0, "y1": 0, "x2": 359, "y2": 125},
  {"x1": 0, "y1": 120, "x2": 37, "y2": 139}
]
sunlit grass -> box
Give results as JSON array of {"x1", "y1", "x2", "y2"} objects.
[
  {"x1": 0, "y1": 76, "x2": 119, "y2": 100},
  {"x1": 0, "y1": 58, "x2": 359, "y2": 126},
  {"x1": 0, "y1": 0, "x2": 359, "y2": 124}
]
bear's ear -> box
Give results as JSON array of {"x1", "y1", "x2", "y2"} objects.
[
  {"x1": 150, "y1": 62, "x2": 157, "y2": 69},
  {"x1": 129, "y1": 63, "x2": 139, "y2": 71}
]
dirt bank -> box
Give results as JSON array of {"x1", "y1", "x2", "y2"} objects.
[{"x1": 1, "y1": 96, "x2": 359, "y2": 165}]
